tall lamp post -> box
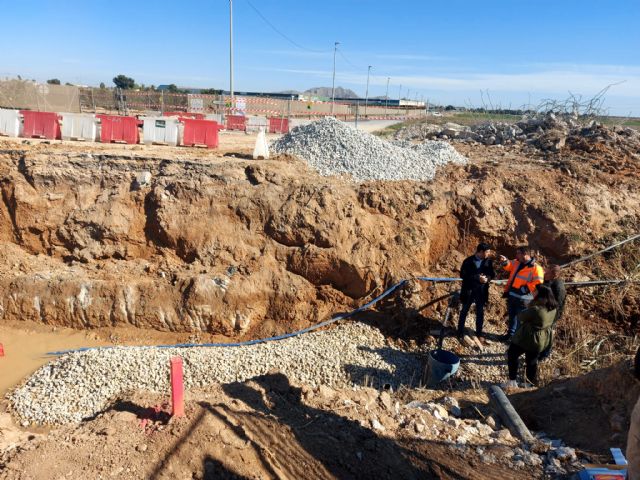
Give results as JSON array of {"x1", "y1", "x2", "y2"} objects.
[
  {"x1": 229, "y1": 1, "x2": 234, "y2": 101},
  {"x1": 364, "y1": 65, "x2": 372, "y2": 118},
  {"x1": 384, "y1": 76, "x2": 390, "y2": 118},
  {"x1": 331, "y1": 41, "x2": 339, "y2": 116}
]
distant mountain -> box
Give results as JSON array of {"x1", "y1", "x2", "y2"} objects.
[
  {"x1": 278, "y1": 89, "x2": 301, "y2": 95},
  {"x1": 304, "y1": 86, "x2": 359, "y2": 99}
]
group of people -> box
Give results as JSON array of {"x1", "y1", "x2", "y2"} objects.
[{"x1": 457, "y1": 243, "x2": 566, "y2": 388}]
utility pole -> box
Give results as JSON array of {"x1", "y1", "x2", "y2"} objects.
[
  {"x1": 229, "y1": 0, "x2": 234, "y2": 112},
  {"x1": 331, "y1": 41, "x2": 339, "y2": 116},
  {"x1": 384, "y1": 76, "x2": 390, "y2": 118},
  {"x1": 398, "y1": 84, "x2": 402, "y2": 102},
  {"x1": 364, "y1": 65, "x2": 372, "y2": 118}
]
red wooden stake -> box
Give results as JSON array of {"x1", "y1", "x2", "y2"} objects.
[{"x1": 170, "y1": 356, "x2": 184, "y2": 417}]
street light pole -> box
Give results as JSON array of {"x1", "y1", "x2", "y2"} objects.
[
  {"x1": 331, "y1": 41, "x2": 339, "y2": 116},
  {"x1": 398, "y1": 84, "x2": 402, "y2": 102},
  {"x1": 384, "y1": 76, "x2": 390, "y2": 118},
  {"x1": 229, "y1": 0, "x2": 234, "y2": 109},
  {"x1": 364, "y1": 65, "x2": 372, "y2": 118}
]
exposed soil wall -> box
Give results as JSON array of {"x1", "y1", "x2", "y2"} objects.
[{"x1": 0, "y1": 139, "x2": 637, "y2": 337}]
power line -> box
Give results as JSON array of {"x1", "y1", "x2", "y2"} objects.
[{"x1": 244, "y1": 0, "x2": 329, "y2": 53}]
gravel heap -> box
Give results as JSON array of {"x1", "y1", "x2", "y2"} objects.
[
  {"x1": 271, "y1": 117, "x2": 466, "y2": 181},
  {"x1": 10, "y1": 322, "x2": 421, "y2": 425}
]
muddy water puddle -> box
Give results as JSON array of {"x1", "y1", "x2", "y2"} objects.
[{"x1": 0, "y1": 324, "x2": 109, "y2": 397}]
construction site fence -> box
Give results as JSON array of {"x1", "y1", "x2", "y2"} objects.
[{"x1": 0, "y1": 80, "x2": 424, "y2": 120}]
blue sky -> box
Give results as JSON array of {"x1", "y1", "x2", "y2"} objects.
[{"x1": 1, "y1": 0, "x2": 639, "y2": 115}]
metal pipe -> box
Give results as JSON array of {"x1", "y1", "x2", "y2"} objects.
[
  {"x1": 364, "y1": 65, "x2": 372, "y2": 118},
  {"x1": 229, "y1": 0, "x2": 234, "y2": 108}
]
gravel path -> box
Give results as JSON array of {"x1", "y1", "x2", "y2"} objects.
[
  {"x1": 271, "y1": 117, "x2": 466, "y2": 181},
  {"x1": 10, "y1": 322, "x2": 422, "y2": 425}
]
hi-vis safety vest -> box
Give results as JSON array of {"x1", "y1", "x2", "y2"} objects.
[{"x1": 503, "y1": 259, "x2": 544, "y2": 299}]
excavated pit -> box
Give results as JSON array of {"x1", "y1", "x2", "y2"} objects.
[{"x1": 0, "y1": 137, "x2": 638, "y2": 341}]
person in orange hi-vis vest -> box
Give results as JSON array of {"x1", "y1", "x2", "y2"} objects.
[{"x1": 497, "y1": 246, "x2": 545, "y2": 343}]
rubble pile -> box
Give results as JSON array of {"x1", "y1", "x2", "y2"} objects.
[
  {"x1": 272, "y1": 116, "x2": 466, "y2": 181},
  {"x1": 394, "y1": 113, "x2": 640, "y2": 154}
]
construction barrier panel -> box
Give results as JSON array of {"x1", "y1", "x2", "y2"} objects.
[
  {"x1": 226, "y1": 115, "x2": 246, "y2": 131},
  {"x1": 97, "y1": 114, "x2": 140, "y2": 144},
  {"x1": 268, "y1": 117, "x2": 289, "y2": 134},
  {"x1": 181, "y1": 119, "x2": 221, "y2": 149},
  {"x1": 20, "y1": 111, "x2": 61, "y2": 140},
  {"x1": 0, "y1": 109, "x2": 22, "y2": 137},
  {"x1": 143, "y1": 116, "x2": 181, "y2": 146},
  {"x1": 205, "y1": 113, "x2": 224, "y2": 125},
  {"x1": 246, "y1": 115, "x2": 268, "y2": 134},
  {"x1": 60, "y1": 113, "x2": 98, "y2": 141},
  {"x1": 163, "y1": 111, "x2": 204, "y2": 120}
]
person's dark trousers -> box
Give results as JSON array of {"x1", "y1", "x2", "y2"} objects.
[
  {"x1": 506, "y1": 296, "x2": 526, "y2": 336},
  {"x1": 457, "y1": 293, "x2": 485, "y2": 337},
  {"x1": 507, "y1": 343, "x2": 540, "y2": 384}
]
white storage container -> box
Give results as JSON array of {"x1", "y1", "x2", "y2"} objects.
[
  {"x1": 143, "y1": 116, "x2": 181, "y2": 146},
  {"x1": 60, "y1": 113, "x2": 98, "y2": 141},
  {"x1": 0, "y1": 109, "x2": 22, "y2": 137},
  {"x1": 245, "y1": 115, "x2": 268, "y2": 133}
]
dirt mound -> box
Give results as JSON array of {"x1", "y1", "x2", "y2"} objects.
[
  {"x1": 1, "y1": 373, "x2": 541, "y2": 479},
  {"x1": 510, "y1": 361, "x2": 640, "y2": 461}
]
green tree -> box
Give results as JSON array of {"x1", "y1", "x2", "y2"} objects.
[
  {"x1": 113, "y1": 74, "x2": 135, "y2": 90},
  {"x1": 200, "y1": 88, "x2": 222, "y2": 95},
  {"x1": 99, "y1": 82, "x2": 106, "y2": 89},
  {"x1": 166, "y1": 84, "x2": 180, "y2": 93},
  {"x1": 46, "y1": 78, "x2": 61, "y2": 85}
]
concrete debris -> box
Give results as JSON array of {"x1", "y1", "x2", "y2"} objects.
[
  {"x1": 10, "y1": 322, "x2": 421, "y2": 424},
  {"x1": 271, "y1": 116, "x2": 466, "y2": 181},
  {"x1": 395, "y1": 112, "x2": 640, "y2": 155}
]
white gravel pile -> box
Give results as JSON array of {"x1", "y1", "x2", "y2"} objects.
[
  {"x1": 10, "y1": 322, "x2": 421, "y2": 425},
  {"x1": 271, "y1": 117, "x2": 466, "y2": 181}
]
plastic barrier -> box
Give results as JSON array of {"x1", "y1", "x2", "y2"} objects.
[
  {"x1": 245, "y1": 116, "x2": 266, "y2": 134},
  {"x1": 226, "y1": 115, "x2": 246, "y2": 131},
  {"x1": 60, "y1": 113, "x2": 98, "y2": 141},
  {"x1": 0, "y1": 109, "x2": 22, "y2": 137},
  {"x1": 20, "y1": 111, "x2": 61, "y2": 140},
  {"x1": 181, "y1": 119, "x2": 221, "y2": 149},
  {"x1": 205, "y1": 113, "x2": 224, "y2": 125},
  {"x1": 97, "y1": 114, "x2": 140, "y2": 144},
  {"x1": 246, "y1": 115, "x2": 268, "y2": 134},
  {"x1": 163, "y1": 111, "x2": 204, "y2": 120},
  {"x1": 268, "y1": 117, "x2": 289, "y2": 134},
  {"x1": 143, "y1": 116, "x2": 181, "y2": 146}
]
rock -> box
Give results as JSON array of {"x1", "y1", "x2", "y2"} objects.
[
  {"x1": 134, "y1": 171, "x2": 152, "y2": 189},
  {"x1": 554, "y1": 446, "x2": 577, "y2": 462},
  {"x1": 492, "y1": 429, "x2": 515, "y2": 442},
  {"x1": 317, "y1": 385, "x2": 336, "y2": 402},
  {"x1": 480, "y1": 454, "x2": 496, "y2": 464},
  {"x1": 371, "y1": 418, "x2": 385, "y2": 432},
  {"x1": 378, "y1": 391, "x2": 392, "y2": 411},
  {"x1": 485, "y1": 414, "x2": 499, "y2": 430},
  {"x1": 440, "y1": 396, "x2": 461, "y2": 417},
  {"x1": 136, "y1": 443, "x2": 148, "y2": 452}
]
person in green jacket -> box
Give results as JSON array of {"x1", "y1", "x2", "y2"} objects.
[{"x1": 503, "y1": 284, "x2": 557, "y2": 388}]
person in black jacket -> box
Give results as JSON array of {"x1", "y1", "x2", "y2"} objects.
[{"x1": 457, "y1": 243, "x2": 495, "y2": 339}]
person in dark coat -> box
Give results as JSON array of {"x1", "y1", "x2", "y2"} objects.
[
  {"x1": 539, "y1": 264, "x2": 567, "y2": 360},
  {"x1": 457, "y1": 242, "x2": 495, "y2": 339},
  {"x1": 503, "y1": 284, "x2": 557, "y2": 388}
]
